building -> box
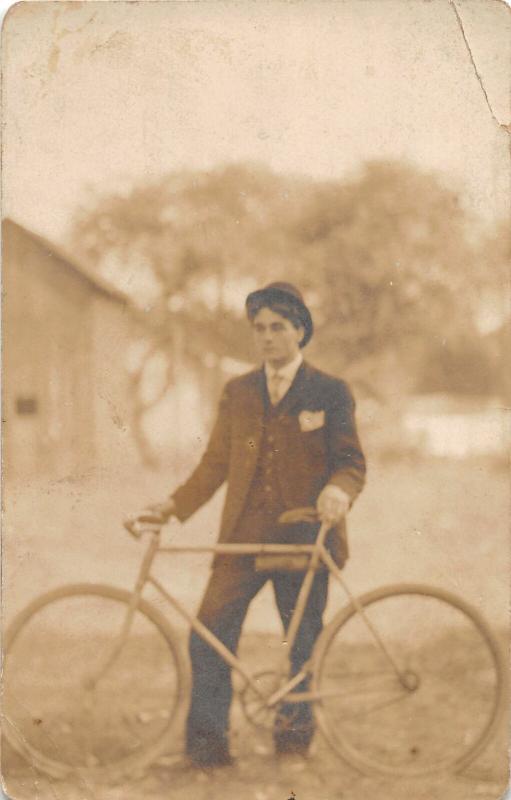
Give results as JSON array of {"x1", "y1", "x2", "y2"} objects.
[
  {"x1": 2, "y1": 218, "x2": 142, "y2": 479},
  {"x1": 402, "y1": 393, "x2": 508, "y2": 460}
]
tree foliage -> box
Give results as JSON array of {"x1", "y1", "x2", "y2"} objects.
[
  {"x1": 70, "y1": 161, "x2": 504, "y2": 459},
  {"x1": 73, "y1": 161, "x2": 480, "y2": 360}
]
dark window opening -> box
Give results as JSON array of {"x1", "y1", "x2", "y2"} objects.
[{"x1": 16, "y1": 396, "x2": 38, "y2": 415}]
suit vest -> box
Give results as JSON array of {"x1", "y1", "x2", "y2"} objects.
[{"x1": 246, "y1": 402, "x2": 287, "y2": 512}]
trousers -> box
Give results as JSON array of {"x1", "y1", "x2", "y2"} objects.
[{"x1": 185, "y1": 558, "x2": 328, "y2": 760}]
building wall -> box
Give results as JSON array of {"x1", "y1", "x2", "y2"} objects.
[
  {"x1": 2, "y1": 220, "x2": 139, "y2": 480},
  {"x1": 402, "y1": 395, "x2": 508, "y2": 459},
  {"x1": 89, "y1": 296, "x2": 142, "y2": 469}
]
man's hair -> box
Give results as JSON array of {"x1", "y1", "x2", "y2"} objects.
[{"x1": 247, "y1": 298, "x2": 304, "y2": 331}]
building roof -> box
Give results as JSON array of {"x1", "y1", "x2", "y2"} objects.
[{"x1": 2, "y1": 217, "x2": 128, "y2": 305}]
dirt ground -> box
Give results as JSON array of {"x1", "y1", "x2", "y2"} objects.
[
  {"x1": 3, "y1": 749, "x2": 509, "y2": 800},
  {"x1": 2, "y1": 631, "x2": 509, "y2": 800},
  {"x1": 2, "y1": 625, "x2": 510, "y2": 800},
  {"x1": 2, "y1": 457, "x2": 510, "y2": 799}
]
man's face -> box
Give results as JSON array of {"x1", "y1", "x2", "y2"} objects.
[{"x1": 252, "y1": 306, "x2": 304, "y2": 368}]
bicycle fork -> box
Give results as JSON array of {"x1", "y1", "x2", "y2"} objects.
[
  {"x1": 268, "y1": 530, "x2": 419, "y2": 708},
  {"x1": 84, "y1": 533, "x2": 160, "y2": 690},
  {"x1": 320, "y1": 546, "x2": 419, "y2": 693}
]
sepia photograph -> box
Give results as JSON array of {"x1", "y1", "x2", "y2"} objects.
[{"x1": 1, "y1": 2, "x2": 510, "y2": 799}]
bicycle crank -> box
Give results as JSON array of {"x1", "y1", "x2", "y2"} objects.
[{"x1": 240, "y1": 671, "x2": 281, "y2": 730}]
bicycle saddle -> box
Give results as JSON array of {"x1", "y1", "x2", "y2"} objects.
[{"x1": 278, "y1": 507, "x2": 318, "y2": 525}]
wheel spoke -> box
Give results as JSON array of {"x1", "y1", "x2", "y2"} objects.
[
  {"x1": 339, "y1": 690, "x2": 413, "y2": 722},
  {"x1": 316, "y1": 671, "x2": 402, "y2": 700},
  {"x1": 3, "y1": 586, "x2": 184, "y2": 781},
  {"x1": 313, "y1": 585, "x2": 504, "y2": 777}
]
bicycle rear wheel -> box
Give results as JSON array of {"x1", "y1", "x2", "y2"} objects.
[
  {"x1": 2, "y1": 584, "x2": 189, "y2": 783},
  {"x1": 312, "y1": 584, "x2": 506, "y2": 777}
]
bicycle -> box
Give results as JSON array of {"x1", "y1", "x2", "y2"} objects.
[{"x1": 2, "y1": 509, "x2": 506, "y2": 784}]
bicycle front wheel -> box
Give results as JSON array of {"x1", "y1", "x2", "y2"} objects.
[
  {"x1": 2, "y1": 584, "x2": 189, "y2": 783},
  {"x1": 312, "y1": 583, "x2": 506, "y2": 777}
]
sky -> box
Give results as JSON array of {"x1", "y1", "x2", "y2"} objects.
[{"x1": 2, "y1": 0, "x2": 510, "y2": 247}]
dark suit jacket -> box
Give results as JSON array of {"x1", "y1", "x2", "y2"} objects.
[{"x1": 172, "y1": 361, "x2": 366, "y2": 566}]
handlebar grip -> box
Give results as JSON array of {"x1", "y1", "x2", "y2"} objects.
[
  {"x1": 123, "y1": 518, "x2": 143, "y2": 539},
  {"x1": 123, "y1": 518, "x2": 162, "y2": 539}
]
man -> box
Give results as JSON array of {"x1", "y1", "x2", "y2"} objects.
[{"x1": 134, "y1": 282, "x2": 366, "y2": 768}]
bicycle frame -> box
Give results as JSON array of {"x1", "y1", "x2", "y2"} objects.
[{"x1": 93, "y1": 520, "x2": 410, "y2": 706}]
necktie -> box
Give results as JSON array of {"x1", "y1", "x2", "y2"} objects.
[{"x1": 268, "y1": 372, "x2": 284, "y2": 405}]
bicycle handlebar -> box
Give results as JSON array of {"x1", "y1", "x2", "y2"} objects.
[
  {"x1": 123, "y1": 506, "x2": 319, "y2": 540},
  {"x1": 123, "y1": 518, "x2": 162, "y2": 540}
]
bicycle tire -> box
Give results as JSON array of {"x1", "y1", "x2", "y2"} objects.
[
  {"x1": 312, "y1": 583, "x2": 506, "y2": 777},
  {"x1": 2, "y1": 583, "x2": 190, "y2": 783}
]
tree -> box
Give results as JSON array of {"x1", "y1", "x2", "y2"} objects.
[
  {"x1": 72, "y1": 164, "x2": 296, "y2": 462},
  {"x1": 70, "y1": 161, "x2": 481, "y2": 461},
  {"x1": 417, "y1": 333, "x2": 497, "y2": 395},
  {"x1": 284, "y1": 162, "x2": 476, "y2": 379}
]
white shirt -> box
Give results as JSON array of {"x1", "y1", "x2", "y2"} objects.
[{"x1": 264, "y1": 352, "x2": 303, "y2": 403}]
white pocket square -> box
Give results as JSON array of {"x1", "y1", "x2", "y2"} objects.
[{"x1": 298, "y1": 410, "x2": 325, "y2": 432}]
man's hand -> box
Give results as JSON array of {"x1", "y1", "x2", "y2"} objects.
[
  {"x1": 138, "y1": 498, "x2": 176, "y2": 525},
  {"x1": 316, "y1": 485, "x2": 350, "y2": 525},
  {"x1": 124, "y1": 498, "x2": 176, "y2": 535}
]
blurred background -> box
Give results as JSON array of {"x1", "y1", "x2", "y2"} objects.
[{"x1": 2, "y1": 1, "x2": 510, "y2": 797}]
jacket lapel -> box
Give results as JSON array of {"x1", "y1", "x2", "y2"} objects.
[
  {"x1": 234, "y1": 367, "x2": 265, "y2": 454},
  {"x1": 278, "y1": 361, "x2": 313, "y2": 415},
  {"x1": 245, "y1": 367, "x2": 266, "y2": 420},
  {"x1": 237, "y1": 361, "x2": 314, "y2": 432}
]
